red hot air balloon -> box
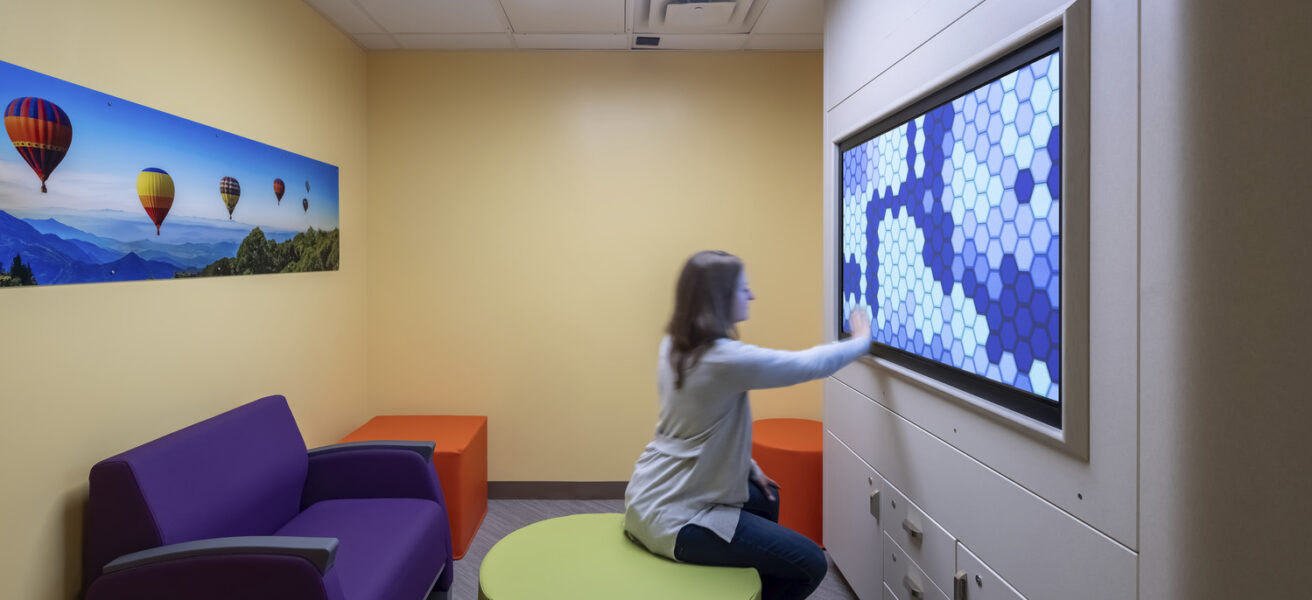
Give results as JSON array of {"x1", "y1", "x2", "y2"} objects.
[
  {"x1": 273, "y1": 178, "x2": 285, "y2": 205},
  {"x1": 4, "y1": 97, "x2": 73, "y2": 193},
  {"x1": 302, "y1": 197, "x2": 309, "y2": 213}
]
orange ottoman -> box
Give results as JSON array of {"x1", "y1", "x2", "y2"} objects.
[
  {"x1": 752, "y1": 418, "x2": 823, "y2": 546},
  {"x1": 342, "y1": 415, "x2": 488, "y2": 559}
]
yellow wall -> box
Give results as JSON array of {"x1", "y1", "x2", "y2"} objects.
[
  {"x1": 0, "y1": 1, "x2": 368, "y2": 598},
  {"x1": 366, "y1": 52, "x2": 824, "y2": 481}
]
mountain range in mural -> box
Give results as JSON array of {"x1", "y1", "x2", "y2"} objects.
[{"x1": 0, "y1": 208, "x2": 334, "y2": 286}]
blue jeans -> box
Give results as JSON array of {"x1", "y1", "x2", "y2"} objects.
[{"x1": 674, "y1": 478, "x2": 827, "y2": 600}]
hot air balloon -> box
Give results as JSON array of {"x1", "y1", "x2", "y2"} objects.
[
  {"x1": 219, "y1": 176, "x2": 240, "y2": 219},
  {"x1": 302, "y1": 197, "x2": 309, "y2": 213},
  {"x1": 305, "y1": 180, "x2": 310, "y2": 193},
  {"x1": 4, "y1": 97, "x2": 72, "y2": 193},
  {"x1": 137, "y1": 168, "x2": 174, "y2": 236},
  {"x1": 273, "y1": 178, "x2": 285, "y2": 205}
]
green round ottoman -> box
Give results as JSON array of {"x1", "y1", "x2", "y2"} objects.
[{"x1": 478, "y1": 513, "x2": 760, "y2": 600}]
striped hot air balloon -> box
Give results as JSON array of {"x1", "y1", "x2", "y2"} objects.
[
  {"x1": 4, "y1": 97, "x2": 73, "y2": 193},
  {"x1": 302, "y1": 197, "x2": 309, "y2": 213},
  {"x1": 137, "y1": 168, "x2": 174, "y2": 236},
  {"x1": 220, "y1": 176, "x2": 240, "y2": 219},
  {"x1": 273, "y1": 178, "x2": 285, "y2": 205}
]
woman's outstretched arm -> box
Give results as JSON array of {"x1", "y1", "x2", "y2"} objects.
[{"x1": 710, "y1": 309, "x2": 872, "y2": 391}]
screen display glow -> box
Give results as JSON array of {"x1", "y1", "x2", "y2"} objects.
[{"x1": 841, "y1": 45, "x2": 1062, "y2": 407}]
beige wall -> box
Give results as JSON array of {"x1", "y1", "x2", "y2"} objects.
[
  {"x1": 1140, "y1": 0, "x2": 1312, "y2": 597},
  {"x1": 366, "y1": 52, "x2": 824, "y2": 481},
  {"x1": 0, "y1": 1, "x2": 369, "y2": 598}
]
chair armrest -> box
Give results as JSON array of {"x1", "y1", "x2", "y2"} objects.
[
  {"x1": 302, "y1": 445, "x2": 446, "y2": 508},
  {"x1": 308, "y1": 440, "x2": 435, "y2": 462},
  {"x1": 104, "y1": 536, "x2": 338, "y2": 575},
  {"x1": 86, "y1": 548, "x2": 345, "y2": 600}
]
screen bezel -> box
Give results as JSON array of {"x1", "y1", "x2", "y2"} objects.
[{"x1": 836, "y1": 29, "x2": 1063, "y2": 428}]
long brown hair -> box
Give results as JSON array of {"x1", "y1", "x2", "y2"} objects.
[{"x1": 667, "y1": 250, "x2": 742, "y2": 389}]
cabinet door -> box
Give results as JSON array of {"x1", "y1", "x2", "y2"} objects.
[
  {"x1": 954, "y1": 542, "x2": 1028, "y2": 600},
  {"x1": 824, "y1": 431, "x2": 883, "y2": 600}
]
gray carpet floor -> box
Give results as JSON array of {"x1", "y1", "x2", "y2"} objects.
[{"x1": 448, "y1": 498, "x2": 859, "y2": 599}]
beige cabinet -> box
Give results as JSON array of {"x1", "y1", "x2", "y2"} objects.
[
  {"x1": 823, "y1": 432, "x2": 884, "y2": 599},
  {"x1": 883, "y1": 531, "x2": 950, "y2": 600},
  {"x1": 953, "y1": 542, "x2": 1028, "y2": 600},
  {"x1": 880, "y1": 482, "x2": 955, "y2": 596}
]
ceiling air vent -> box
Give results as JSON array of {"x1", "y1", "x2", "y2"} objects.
[
  {"x1": 634, "y1": 36, "x2": 661, "y2": 47},
  {"x1": 665, "y1": 1, "x2": 737, "y2": 28},
  {"x1": 641, "y1": 0, "x2": 759, "y2": 34}
]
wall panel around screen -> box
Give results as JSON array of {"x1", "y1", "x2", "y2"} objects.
[
  {"x1": 840, "y1": 32, "x2": 1062, "y2": 425},
  {"x1": 0, "y1": 60, "x2": 339, "y2": 288}
]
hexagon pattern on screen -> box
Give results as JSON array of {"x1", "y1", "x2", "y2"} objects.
[{"x1": 842, "y1": 51, "x2": 1062, "y2": 402}]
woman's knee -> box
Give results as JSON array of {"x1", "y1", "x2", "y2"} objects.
[
  {"x1": 798, "y1": 542, "x2": 828, "y2": 587},
  {"x1": 765, "y1": 544, "x2": 827, "y2": 600}
]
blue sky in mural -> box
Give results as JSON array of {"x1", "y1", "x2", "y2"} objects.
[{"x1": 0, "y1": 60, "x2": 339, "y2": 237}]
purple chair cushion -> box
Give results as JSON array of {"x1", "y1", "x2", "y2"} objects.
[
  {"x1": 121, "y1": 396, "x2": 308, "y2": 542},
  {"x1": 85, "y1": 396, "x2": 309, "y2": 582},
  {"x1": 277, "y1": 498, "x2": 449, "y2": 600},
  {"x1": 302, "y1": 447, "x2": 445, "y2": 508}
]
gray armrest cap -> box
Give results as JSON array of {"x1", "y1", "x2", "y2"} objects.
[
  {"x1": 103, "y1": 536, "x2": 338, "y2": 575},
  {"x1": 308, "y1": 440, "x2": 435, "y2": 462}
]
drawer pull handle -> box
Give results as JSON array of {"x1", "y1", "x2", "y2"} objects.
[
  {"x1": 869, "y1": 489, "x2": 880, "y2": 520},
  {"x1": 903, "y1": 574, "x2": 924, "y2": 599},
  {"x1": 902, "y1": 518, "x2": 923, "y2": 540},
  {"x1": 953, "y1": 571, "x2": 968, "y2": 600}
]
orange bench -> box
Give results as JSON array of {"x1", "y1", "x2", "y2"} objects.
[
  {"x1": 342, "y1": 415, "x2": 488, "y2": 559},
  {"x1": 752, "y1": 418, "x2": 823, "y2": 546}
]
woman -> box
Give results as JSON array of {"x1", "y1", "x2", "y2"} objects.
[{"x1": 624, "y1": 250, "x2": 871, "y2": 600}]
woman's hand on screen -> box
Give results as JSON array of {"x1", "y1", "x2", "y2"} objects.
[{"x1": 848, "y1": 307, "x2": 871, "y2": 340}]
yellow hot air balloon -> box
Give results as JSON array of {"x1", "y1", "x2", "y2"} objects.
[
  {"x1": 137, "y1": 168, "x2": 174, "y2": 236},
  {"x1": 220, "y1": 176, "x2": 241, "y2": 219}
]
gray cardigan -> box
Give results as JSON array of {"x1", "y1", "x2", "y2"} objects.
[{"x1": 623, "y1": 334, "x2": 870, "y2": 559}]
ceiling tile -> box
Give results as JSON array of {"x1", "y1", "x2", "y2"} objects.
[
  {"x1": 744, "y1": 33, "x2": 823, "y2": 50},
  {"x1": 634, "y1": 34, "x2": 748, "y2": 50},
  {"x1": 393, "y1": 33, "x2": 516, "y2": 49},
  {"x1": 357, "y1": 0, "x2": 506, "y2": 33},
  {"x1": 353, "y1": 33, "x2": 400, "y2": 49},
  {"x1": 305, "y1": 0, "x2": 383, "y2": 34},
  {"x1": 501, "y1": 0, "x2": 626, "y2": 33},
  {"x1": 514, "y1": 34, "x2": 630, "y2": 49},
  {"x1": 752, "y1": 0, "x2": 824, "y2": 34}
]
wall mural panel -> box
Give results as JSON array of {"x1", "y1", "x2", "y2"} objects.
[{"x1": 0, "y1": 60, "x2": 339, "y2": 288}]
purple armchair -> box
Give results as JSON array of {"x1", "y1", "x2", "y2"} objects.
[{"x1": 82, "y1": 395, "x2": 454, "y2": 600}]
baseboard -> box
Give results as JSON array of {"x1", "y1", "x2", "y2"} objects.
[{"x1": 488, "y1": 481, "x2": 627, "y2": 500}]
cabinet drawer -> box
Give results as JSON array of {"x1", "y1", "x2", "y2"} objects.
[
  {"x1": 824, "y1": 432, "x2": 884, "y2": 600},
  {"x1": 954, "y1": 541, "x2": 1028, "y2": 600},
  {"x1": 881, "y1": 482, "x2": 956, "y2": 596},
  {"x1": 883, "y1": 531, "x2": 950, "y2": 600}
]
